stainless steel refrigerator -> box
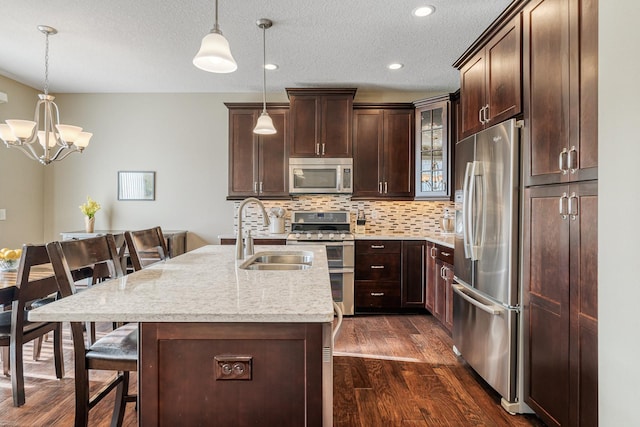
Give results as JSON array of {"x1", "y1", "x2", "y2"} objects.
[{"x1": 452, "y1": 118, "x2": 530, "y2": 414}]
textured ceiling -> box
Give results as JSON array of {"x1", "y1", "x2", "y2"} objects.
[{"x1": 0, "y1": 0, "x2": 512, "y2": 94}]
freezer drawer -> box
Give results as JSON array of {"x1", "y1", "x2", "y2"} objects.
[{"x1": 452, "y1": 283, "x2": 517, "y2": 402}]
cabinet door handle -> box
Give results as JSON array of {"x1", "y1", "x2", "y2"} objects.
[
  {"x1": 378, "y1": 182, "x2": 383, "y2": 193},
  {"x1": 440, "y1": 266, "x2": 446, "y2": 279},
  {"x1": 384, "y1": 182, "x2": 388, "y2": 194},
  {"x1": 371, "y1": 265, "x2": 385, "y2": 269},
  {"x1": 478, "y1": 107, "x2": 485, "y2": 125},
  {"x1": 370, "y1": 292, "x2": 385, "y2": 297},
  {"x1": 315, "y1": 143, "x2": 320, "y2": 156},
  {"x1": 568, "y1": 146, "x2": 578, "y2": 174},
  {"x1": 559, "y1": 192, "x2": 569, "y2": 219},
  {"x1": 559, "y1": 148, "x2": 569, "y2": 174},
  {"x1": 253, "y1": 182, "x2": 258, "y2": 193},
  {"x1": 430, "y1": 247, "x2": 437, "y2": 258},
  {"x1": 568, "y1": 192, "x2": 579, "y2": 220},
  {"x1": 484, "y1": 104, "x2": 490, "y2": 123},
  {"x1": 371, "y1": 245, "x2": 385, "y2": 249},
  {"x1": 259, "y1": 182, "x2": 263, "y2": 193},
  {"x1": 321, "y1": 143, "x2": 326, "y2": 156}
]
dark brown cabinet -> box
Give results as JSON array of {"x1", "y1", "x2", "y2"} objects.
[
  {"x1": 355, "y1": 240, "x2": 401, "y2": 310},
  {"x1": 139, "y1": 322, "x2": 326, "y2": 426},
  {"x1": 522, "y1": 0, "x2": 598, "y2": 186},
  {"x1": 456, "y1": 14, "x2": 522, "y2": 139},
  {"x1": 226, "y1": 103, "x2": 290, "y2": 199},
  {"x1": 352, "y1": 105, "x2": 414, "y2": 200},
  {"x1": 426, "y1": 244, "x2": 454, "y2": 332},
  {"x1": 286, "y1": 88, "x2": 356, "y2": 158},
  {"x1": 523, "y1": 182, "x2": 597, "y2": 427},
  {"x1": 414, "y1": 95, "x2": 453, "y2": 200},
  {"x1": 401, "y1": 241, "x2": 426, "y2": 308}
]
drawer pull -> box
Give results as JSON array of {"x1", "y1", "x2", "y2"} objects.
[
  {"x1": 371, "y1": 245, "x2": 385, "y2": 249},
  {"x1": 370, "y1": 292, "x2": 385, "y2": 297},
  {"x1": 370, "y1": 265, "x2": 385, "y2": 269},
  {"x1": 440, "y1": 251, "x2": 451, "y2": 257}
]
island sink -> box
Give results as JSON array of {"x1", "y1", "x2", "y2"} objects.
[{"x1": 239, "y1": 250, "x2": 313, "y2": 270}]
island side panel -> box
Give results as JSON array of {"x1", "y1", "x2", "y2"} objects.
[{"x1": 139, "y1": 322, "x2": 325, "y2": 427}]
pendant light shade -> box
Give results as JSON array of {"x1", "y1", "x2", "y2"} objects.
[
  {"x1": 253, "y1": 19, "x2": 277, "y2": 135},
  {"x1": 253, "y1": 112, "x2": 277, "y2": 135},
  {"x1": 193, "y1": 0, "x2": 237, "y2": 73}
]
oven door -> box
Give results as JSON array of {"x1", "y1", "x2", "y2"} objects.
[
  {"x1": 286, "y1": 240, "x2": 354, "y2": 269},
  {"x1": 330, "y1": 268, "x2": 354, "y2": 316}
]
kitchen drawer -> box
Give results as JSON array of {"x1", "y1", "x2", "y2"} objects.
[
  {"x1": 435, "y1": 245, "x2": 454, "y2": 264},
  {"x1": 355, "y1": 240, "x2": 401, "y2": 254},
  {"x1": 355, "y1": 253, "x2": 401, "y2": 280},
  {"x1": 355, "y1": 281, "x2": 401, "y2": 309}
]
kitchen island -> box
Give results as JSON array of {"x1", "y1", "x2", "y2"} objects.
[{"x1": 29, "y1": 245, "x2": 334, "y2": 427}]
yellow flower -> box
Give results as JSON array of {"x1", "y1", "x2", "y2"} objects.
[{"x1": 79, "y1": 196, "x2": 101, "y2": 219}]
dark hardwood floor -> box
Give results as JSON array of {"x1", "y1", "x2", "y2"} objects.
[{"x1": 0, "y1": 314, "x2": 545, "y2": 426}]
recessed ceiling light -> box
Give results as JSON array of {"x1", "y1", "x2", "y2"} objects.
[
  {"x1": 264, "y1": 63, "x2": 278, "y2": 70},
  {"x1": 388, "y1": 63, "x2": 404, "y2": 70},
  {"x1": 413, "y1": 5, "x2": 436, "y2": 17}
]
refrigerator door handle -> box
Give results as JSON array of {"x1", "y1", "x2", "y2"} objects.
[
  {"x1": 462, "y1": 162, "x2": 473, "y2": 259},
  {"x1": 467, "y1": 161, "x2": 479, "y2": 261},
  {"x1": 452, "y1": 284, "x2": 502, "y2": 315}
]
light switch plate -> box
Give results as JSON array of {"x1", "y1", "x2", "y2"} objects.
[{"x1": 0, "y1": 209, "x2": 6, "y2": 220}]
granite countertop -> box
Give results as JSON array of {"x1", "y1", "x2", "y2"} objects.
[
  {"x1": 29, "y1": 245, "x2": 334, "y2": 324},
  {"x1": 354, "y1": 232, "x2": 454, "y2": 248},
  {"x1": 218, "y1": 232, "x2": 454, "y2": 248}
]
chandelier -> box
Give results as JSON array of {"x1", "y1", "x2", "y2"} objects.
[{"x1": 0, "y1": 25, "x2": 92, "y2": 165}]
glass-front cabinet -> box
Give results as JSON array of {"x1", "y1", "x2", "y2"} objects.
[{"x1": 414, "y1": 94, "x2": 453, "y2": 200}]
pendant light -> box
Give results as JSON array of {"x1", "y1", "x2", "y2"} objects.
[
  {"x1": 253, "y1": 19, "x2": 276, "y2": 135},
  {"x1": 193, "y1": 0, "x2": 237, "y2": 73},
  {"x1": 0, "y1": 25, "x2": 92, "y2": 165}
]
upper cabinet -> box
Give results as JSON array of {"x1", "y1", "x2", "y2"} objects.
[
  {"x1": 226, "y1": 103, "x2": 290, "y2": 200},
  {"x1": 522, "y1": 0, "x2": 598, "y2": 186},
  {"x1": 352, "y1": 104, "x2": 414, "y2": 200},
  {"x1": 414, "y1": 94, "x2": 454, "y2": 200},
  {"x1": 455, "y1": 13, "x2": 522, "y2": 139},
  {"x1": 286, "y1": 88, "x2": 357, "y2": 158}
]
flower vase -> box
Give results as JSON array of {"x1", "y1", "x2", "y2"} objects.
[{"x1": 85, "y1": 216, "x2": 95, "y2": 233}]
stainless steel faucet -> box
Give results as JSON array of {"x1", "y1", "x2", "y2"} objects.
[{"x1": 236, "y1": 197, "x2": 270, "y2": 259}]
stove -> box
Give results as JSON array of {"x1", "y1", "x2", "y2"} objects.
[{"x1": 286, "y1": 211, "x2": 355, "y2": 315}]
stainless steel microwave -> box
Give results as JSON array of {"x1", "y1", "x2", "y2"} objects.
[{"x1": 289, "y1": 157, "x2": 353, "y2": 194}]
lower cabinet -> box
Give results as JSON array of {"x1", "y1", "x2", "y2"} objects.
[
  {"x1": 354, "y1": 240, "x2": 427, "y2": 311},
  {"x1": 426, "y1": 243, "x2": 455, "y2": 332},
  {"x1": 139, "y1": 322, "x2": 328, "y2": 426},
  {"x1": 355, "y1": 240, "x2": 402, "y2": 310}
]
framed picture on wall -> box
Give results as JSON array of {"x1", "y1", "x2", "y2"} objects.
[{"x1": 118, "y1": 171, "x2": 155, "y2": 201}]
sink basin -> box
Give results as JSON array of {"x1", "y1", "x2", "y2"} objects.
[
  {"x1": 238, "y1": 251, "x2": 313, "y2": 271},
  {"x1": 252, "y1": 254, "x2": 313, "y2": 265},
  {"x1": 243, "y1": 263, "x2": 310, "y2": 271}
]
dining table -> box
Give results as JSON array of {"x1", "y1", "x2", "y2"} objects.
[{"x1": 0, "y1": 265, "x2": 54, "y2": 306}]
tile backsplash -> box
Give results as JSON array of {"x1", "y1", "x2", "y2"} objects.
[{"x1": 232, "y1": 196, "x2": 454, "y2": 235}]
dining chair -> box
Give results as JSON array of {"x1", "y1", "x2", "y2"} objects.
[
  {"x1": 124, "y1": 226, "x2": 169, "y2": 271},
  {"x1": 46, "y1": 234, "x2": 137, "y2": 427},
  {"x1": 0, "y1": 244, "x2": 65, "y2": 407}
]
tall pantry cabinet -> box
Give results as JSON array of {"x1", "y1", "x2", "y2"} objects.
[{"x1": 521, "y1": 0, "x2": 598, "y2": 426}]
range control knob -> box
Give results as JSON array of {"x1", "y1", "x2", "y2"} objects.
[
  {"x1": 317, "y1": 232, "x2": 323, "y2": 239},
  {"x1": 340, "y1": 233, "x2": 346, "y2": 239},
  {"x1": 329, "y1": 233, "x2": 335, "y2": 239},
  {"x1": 306, "y1": 233, "x2": 312, "y2": 239},
  {"x1": 292, "y1": 233, "x2": 300, "y2": 239}
]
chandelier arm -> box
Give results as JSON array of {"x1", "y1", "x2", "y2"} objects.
[
  {"x1": 51, "y1": 146, "x2": 81, "y2": 162},
  {"x1": 43, "y1": 98, "x2": 66, "y2": 147},
  {"x1": 7, "y1": 144, "x2": 45, "y2": 165}
]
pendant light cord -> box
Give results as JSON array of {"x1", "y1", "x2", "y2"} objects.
[
  {"x1": 261, "y1": 25, "x2": 267, "y2": 113},
  {"x1": 213, "y1": 0, "x2": 220, "y2": 33}
]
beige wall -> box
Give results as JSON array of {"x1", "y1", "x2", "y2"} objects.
[
  {"x1": 43, "y1": 89, "x2": 432, "y2": 249},
  {"x1": 0, "y1": 75, "x2": 45, "y2": 248},
  {"x1": 598, "y1": 0, "x2": 640, "y2": 424}
]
